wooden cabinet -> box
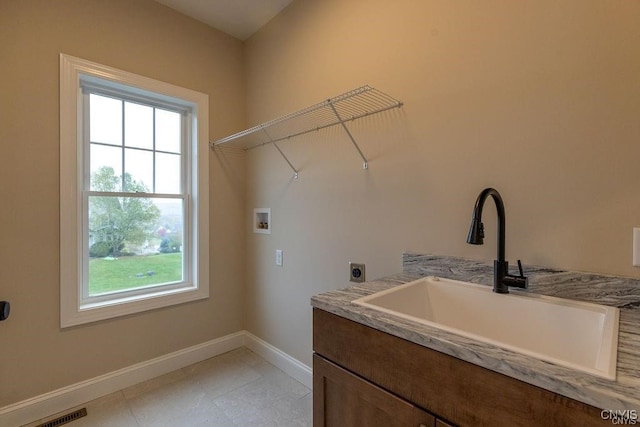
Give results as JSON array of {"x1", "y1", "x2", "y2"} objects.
[
  {"x1": 314, "y1": 355, "x2": 436, "y2": 426},
  {"x1": 313, "y1": 308, "x2": 608, "y2": 427}
]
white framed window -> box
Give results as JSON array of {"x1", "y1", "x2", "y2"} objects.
[{"x1": 60, "y1": 54, "x2": 209, "y2": 327}]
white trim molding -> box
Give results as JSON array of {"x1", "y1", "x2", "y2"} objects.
[
  {"x1": 244, "y1": 332, "x2": 313, "y2": 389},
  {"x1": 59, "y1": 53, "x2": 210, "y2": 327},
  {"x1": 0, "y1": 332, "x2": 312, "y2": 427}
]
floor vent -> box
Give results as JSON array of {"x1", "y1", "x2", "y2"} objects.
[{"x1": 37, "y1": 408, "x2": 87, "y2": 427}]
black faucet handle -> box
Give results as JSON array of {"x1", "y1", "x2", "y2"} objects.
[
  {"x1": 504, "y1": 261, "x2": 528, "y2": 289},
  {"x1": 517, "y1": 259, "x2": 524, "y2": 277}
]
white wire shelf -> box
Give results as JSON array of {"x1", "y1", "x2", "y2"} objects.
[{"x1": 210, "y1": 85, "x2": 403, "y2": 179}]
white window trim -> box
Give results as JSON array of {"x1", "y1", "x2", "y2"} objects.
[{"x1": 60, "y1": 53, "x2": 209, "y2": 328}]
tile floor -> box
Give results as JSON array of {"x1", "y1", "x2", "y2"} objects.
[{"x1": 26, "y1": 348, "x2": 312, "y2": 427}]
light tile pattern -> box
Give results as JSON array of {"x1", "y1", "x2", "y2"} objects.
[{"x1": 26, "y1": 348, "x2": 311, "y2": 427}]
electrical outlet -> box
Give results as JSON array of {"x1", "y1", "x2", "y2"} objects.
[
  {"x1": 275, "y1": 249, "x2": 283, "y2": 267},
  {"x1": 349, "y1": 262, "x2": 365, "y2": 283}
]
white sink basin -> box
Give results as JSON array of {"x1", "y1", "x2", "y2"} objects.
[{"x1": 353, "y1": 276, "x2": 620, "y2": 379}]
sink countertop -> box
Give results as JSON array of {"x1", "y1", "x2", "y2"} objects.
[{"x1": 310, "y1": 253, "x2": 640, "y2": 410}]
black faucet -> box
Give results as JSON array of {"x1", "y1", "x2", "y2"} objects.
[{"x1": 466, "y1": 188, "x2": 528, "y2": 293}]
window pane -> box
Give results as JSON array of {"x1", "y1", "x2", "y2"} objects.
[
  {"x1": 125, "y1": 148, "x2": 153, "y2": 192},
  {"x1": 90, "y1": 94, "x2": 122, "y2": 146},
  {"x1": 88, "y1": 196, "x2": 184, "y2": 296},
  {"x1": 90, "y1": 144, "x2": 122, "y2": 192},
  {"x1": 156, "y1": 152, "x2": 181, "y2": 194},
  {"x1": 125, "y1": 102, "x2": 153, "y2": 149},
  {"x1": 155, "y1": 109, "x2": 181, "y2": 153}
]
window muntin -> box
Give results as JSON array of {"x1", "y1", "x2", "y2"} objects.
[
  {"x1": 84, "y1": 90, "x2": 188, "y2": 299},
  {"x1": 87, "y1": 94, "x2": 184, "y2": 193}
]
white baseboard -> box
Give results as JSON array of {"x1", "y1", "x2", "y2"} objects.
[
  {"x1": 243, "y1": 332, "x2": 313, "y2": 389},
  {"x1": 0, "y1": 331, "x2": 311, "y2": 427}
]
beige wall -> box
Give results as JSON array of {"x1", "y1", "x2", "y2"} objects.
[
  {"x1": 2, "y1": 0, "x2": 640, "y2": 409},
  {"x1": 0, "y1": 0, "x2": 245, "y2": 406},
  {"x1": 244, "y1": 0, "x2": 640, "y2": 366}
]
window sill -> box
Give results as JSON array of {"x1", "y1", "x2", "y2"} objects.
[{"x1": 61, "y1": 284, "x2": 208, "y2": 328}]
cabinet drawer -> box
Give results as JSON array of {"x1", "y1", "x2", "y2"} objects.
[{"x1": 314, "y1": 354, "x2": 436, "y2": 427}]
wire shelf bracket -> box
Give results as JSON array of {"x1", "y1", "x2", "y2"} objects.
[{"x1": 210, "y1": 85, "x2": 403, "y2": 179}]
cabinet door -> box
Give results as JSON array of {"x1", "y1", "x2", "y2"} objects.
[{"x1": 314, "y1": 354, "x2": 435, "y2": 427}]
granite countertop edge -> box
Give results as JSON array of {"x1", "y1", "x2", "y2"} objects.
[{"x1": 311, "y1": 254, "x2": 640, "y2": 411}]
